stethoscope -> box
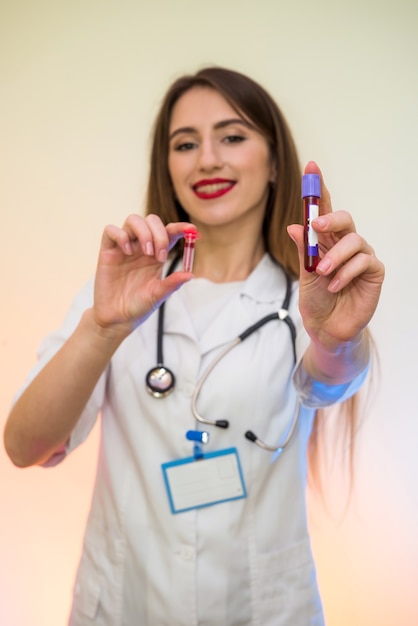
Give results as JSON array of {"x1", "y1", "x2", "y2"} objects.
[{"x1": 146, "y1": 254, "x2": 301, "y2": 455}]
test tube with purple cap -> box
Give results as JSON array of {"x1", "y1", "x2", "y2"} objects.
[{"x1": 301, "y1": 173, "x2": 321, "y2": 272}]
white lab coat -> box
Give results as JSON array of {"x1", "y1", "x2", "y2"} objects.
[{"x1": 20, "y1": 254, "x2": 366, "y2": 626}]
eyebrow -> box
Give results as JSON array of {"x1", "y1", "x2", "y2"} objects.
[{"x1": 169, "y1": 118, "x2": 254, "y2": 141}]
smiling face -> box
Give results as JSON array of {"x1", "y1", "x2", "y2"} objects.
[{"x1": 168, "y1": 87, "x2": 276, "y2": 237}]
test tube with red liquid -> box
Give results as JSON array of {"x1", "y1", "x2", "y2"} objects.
[
  {"x1": 183, "y1": 228, "x2": 201, "y2": 272},
  {"x1": 302, "y1": 173, "x2": 321, "y2": 272}
]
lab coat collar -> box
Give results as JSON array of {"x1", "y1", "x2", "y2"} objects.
[
  {"x1": 163, "y1": 254, "x2": 292, "y2": 355},
  {"x1": 239, "y1": 253, "x2": 289, "y2": 303}
]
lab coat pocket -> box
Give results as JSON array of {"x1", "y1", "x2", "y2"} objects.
[
  {"x1": 69, "y1": 518, "x2": 125, "y2": 626},
  {"x1": 72, "y1": 575, "x2": 101, "y2": 620},
  {"x1": 253, "y1": 538, "x2": 324, "y2": 626}
]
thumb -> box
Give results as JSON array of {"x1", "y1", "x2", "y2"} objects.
[
  {"x1": 287, "y1": 224, "x2": 315, "y2": 279},
  {"x1": 158, "y1": 271, "x2": 194, "y2": 299},
  {"x1": 287, "y1": 224, "x2": 304, "y2": 261}
]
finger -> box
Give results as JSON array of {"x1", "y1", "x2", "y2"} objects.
[
  {"x1": 287, "y1": 223, "x2": 303, "y2": 253},
  {"x1": 146, "y1": 217, "x2": 199, "y2": 261},
  {"x1": 326, "y1": 252, "x2": 384, "y2": 294},
  {"x1": 287, "y1": 224, "x2": 311, "y2": 276},
  {"x1": 121, "y1": 214, "x2": 154, "y2": 256},
  {"x1": 312, "y1": 210, "x2": 358, "y2": 239},
  {"x1": 288, "y1": 221, "x2": 377, "y2": 289},
  {"x1": 317, "y1": 231, "x2": 375, "y2": 277},
  {"x1": 102, "y1": 225, "x2": 134, "y2": 255},
  {"x1": 166, "y1": 221, "x2": 198, "y2": 250},
  {"x1": 123, "y1": 216, "x2": 198, "y2": 263},
  {"x1": 144, "y1": 214, "x2": 171, "y2": 262},
  {"x1": 304, "y1": 161, "x2": 333, "y2": 216},
  {"x1": 152, "y1": 271, "x2": 194, "y2": 305},
  {"x1": 123, "y1": 214, "x2": 170, "y2": 261}
]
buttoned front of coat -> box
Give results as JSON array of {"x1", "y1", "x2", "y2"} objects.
[{"x1": 20, "y1": 255, "x2": 365, "y2": 626}]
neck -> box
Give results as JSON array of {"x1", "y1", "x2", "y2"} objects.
[{"x1": 192, "y1": 230, "x2": 265, "y2": 282}]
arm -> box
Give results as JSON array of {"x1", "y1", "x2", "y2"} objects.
[
  {"x1": 302, "y1": 330, "x2": 370, "y2": 386},
  {"x1": 4, "y1": 310, "x2": 122, "y2": 467},
  {"x1": 4, "y1": 216, "x2": 194, "y2": 467},
  {"x1": 287, "y1": 162, "x2": 384, "y2": 386}
]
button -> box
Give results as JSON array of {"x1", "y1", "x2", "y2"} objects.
[{"x1": 181, "y1": 546, "x2": 195, "y2": 561}]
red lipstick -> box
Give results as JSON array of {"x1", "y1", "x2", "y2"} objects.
[{"x1": 192, "y1": 178, "x2": 235, "y2": 199}]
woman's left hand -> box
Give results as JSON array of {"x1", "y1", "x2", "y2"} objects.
[{"x1": 287, "y1": 161, "x2": 385, "y2": 351}]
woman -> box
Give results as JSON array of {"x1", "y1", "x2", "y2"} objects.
[{"x1": 4, "y1": 67, "x2": 384, "y2": 625}]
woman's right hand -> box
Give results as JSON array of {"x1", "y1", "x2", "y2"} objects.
[{"x1": 92, "y1": 214, "x2": 193, "y2": 338}]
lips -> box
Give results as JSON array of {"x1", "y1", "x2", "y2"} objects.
[{"x1": 192, "y1": 178, "x2": 236, "y2": 199}]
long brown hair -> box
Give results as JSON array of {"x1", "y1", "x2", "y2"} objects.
[
  {"x1": 145, "y1": 66, "x2": 302, "y2": 279},
  {"x1": 145, "y1": 66, "x2": 363, "y2": 485}
]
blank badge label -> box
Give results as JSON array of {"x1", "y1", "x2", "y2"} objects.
[{"x1": 162, "y1": 448, "x2": 247, "y2": 514}]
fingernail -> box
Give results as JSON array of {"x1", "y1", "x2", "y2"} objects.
[
  {"x1": 317, "y1": 258, "x2": 331, "y2": 273},
  {"x1": 314, "y1": 217, "x2": 327, "y2": 228},
  {"x1": 328, "y1": 278, "x2": 340, "y2": 292},
  {"x1": 146, "y1": 242, "x2": 154, "y2": 256},
  {"x1": 158, "y1": 249, "x2": 167, "y2": 263}
]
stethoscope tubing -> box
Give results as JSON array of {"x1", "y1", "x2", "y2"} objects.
[{"x1": 146, "y1": 252, "x2": 300, "y2": 455}]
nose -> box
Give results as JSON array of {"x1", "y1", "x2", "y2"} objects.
[{"x1": 197, "y1": 138, "x2": 223, "y2": 172}]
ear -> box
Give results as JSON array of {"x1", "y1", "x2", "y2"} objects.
[{"x1": 269, "y1": 157, "x2": 277, "y2": 184}]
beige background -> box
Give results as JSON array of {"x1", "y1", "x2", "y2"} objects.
[{"x1": 1, "y1": 0, "x2": 417, "y2": 624}]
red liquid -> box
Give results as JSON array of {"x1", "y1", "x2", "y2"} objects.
[
  {"x1": 303, "y1": 196, "x2": 319, "y2": 272},
  {"x1": 183, "y1": 240, "x2": 195, "y2": 272},
  {"x1": 182, "y1": 228, "x2": 201, "y2": 272}
]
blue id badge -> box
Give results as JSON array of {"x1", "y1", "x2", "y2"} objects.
[{"x1": 162, "y1": 447, "x2": 247, "y2": 514}]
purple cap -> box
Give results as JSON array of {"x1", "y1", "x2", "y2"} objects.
[{"x1": 301, "y1": 173, "x2": 321, "y2": 198}]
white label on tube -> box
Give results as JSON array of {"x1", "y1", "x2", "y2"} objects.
[{"x1": 308, "y1": 204, "x2": 319, "y2": 246}]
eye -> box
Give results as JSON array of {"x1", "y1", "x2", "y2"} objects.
[
  {"x1": 173, "y1": 141, "x2": 196, "y2": 152},
  {"x1": 223, "y1": 135, "x2": 246, "y2": 144}
]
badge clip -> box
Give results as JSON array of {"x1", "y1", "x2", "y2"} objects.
[{"x1": 186, "y1": 430, "x2": 209, "y2": 460}]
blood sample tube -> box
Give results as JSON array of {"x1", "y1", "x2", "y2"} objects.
[
  {"x1": 302, "y1": 173, "x2": 321, "y2": 272},
  {"x1": 183, "y1": 228, "x2": 201, "y2": 272}
]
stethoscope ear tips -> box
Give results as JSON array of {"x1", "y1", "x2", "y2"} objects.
[{"x1": 215, "y1": 419, "x2": 229, "y2": 429}]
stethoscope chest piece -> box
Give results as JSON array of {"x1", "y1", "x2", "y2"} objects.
[{"x1": 146, "y1": 366, "x2": 175, "y2": 398}]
